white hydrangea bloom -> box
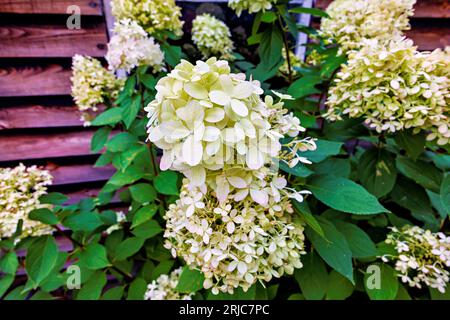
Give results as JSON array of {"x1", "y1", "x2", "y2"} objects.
[
  {"x1": 0, "y1": 164, "x2": 54, "y2": 239},
  {"x1": 192, "y1": 14, "x2": 234, "y2": 60},
  {"x1": 383, "y1": 226, "x2": 450, "y2": 294},
  {"x1": 164, "y1": 178, "x2": 306, "y2": 294},
  {"x1": 105, "y1": 211, "x2": 126, "y2": 235},
  {"x1": 145, "y1": 58, "x2": 313, "y2": 187},
  {"x1": 106, "y1": 19, "x2": 165, "y2": 74},
  {"x1": 325, "y1": 37, "x2": 450, "y2": 145},
  {"x1": 111, "y1": 0, "x2": 184, "y2": 36},
  {"x1": 144, "y1": 267, "x2": 193, "y2": 300},
  {"x1": 228, "y1": 0, "x2": 277, "y2": 16},
  {"x1": 320, "y1": 0, "x2": 416, "y2": 54},
  {"x1": 71, "y1": 55, "x2": 124, "y2": 126}
]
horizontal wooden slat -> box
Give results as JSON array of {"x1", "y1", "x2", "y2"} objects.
[
  {"x1": 0, "y1": 130, "x2": 94, "y2": 161},
  {"x1": 0, "y1": 0, "x2": 103, "y2": 15},
  {"x1": 0, "y1": 64, "x2": 71, "y2": 97},
  {"x1": 406, "y1": 27, "x2": 450, "y2": 51},
  {"x1": 66, "y1": 187, "x2": 122, "y2": 205},
  {"x1": 47, "y1": 163, "x2": 115, "y2": 185},
  {"x1": 0, "y1": 105, "x2": 82, "y2": 129},
  {"x1": 0, "y1": 23, "x2": 108, "y2": 58},
  {"x1": 315, "y1": 0, "x2": 450, "y2": 18}
]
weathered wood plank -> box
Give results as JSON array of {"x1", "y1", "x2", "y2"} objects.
[
  {"x1": 0, "y1": 0, "x2": 103, "y2": 15},
  {"x1": 406, "y1": 27, "x2": 450, "y2": 51},
  {"x1": 315, "y1": 0, "x2": 450, "y2": 18},
  {"x1": 0, "y1": 130, "x2": 94, "y2": 161},
  {"x1": 0, "y1": 105, "x2": 82, "y2": 129},
  {"x1": 47, "y1": 163, "x2": 115, "y2": 185},
  {"x1": 0, "y1": 64, "x2": 71, "y2": 97},
  {"x1": 0, "y1": 23, "x2": 108, "y2": 58}
]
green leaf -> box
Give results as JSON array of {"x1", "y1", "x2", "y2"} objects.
[
  {"x1": 25, "y1": 236, "x2": 59, "y2": 288},
  {"x1": 396, "y1": 156, "x2": 442, "y2": 193},
  {"x1": 140, "y1": 74, "x2": 156, "y2": 90},
  {"x1": 80, "y1": 243, "x2": 110, "y2": 270},
  {"x1": 29, "y1": 208, "x2": 58, "y2": 225},
  {"x1": 40, "y1": 192, "x2": 68, "y2": 205},
  {"x1": 154, "y1": 171, "x2": 179, "y2": 195},
  {"x1": 326, "y1": 270, "x2": 354, "y2": 300},
  {"x1": 105, "y1": 132, "x2": 138, "y2": 153},
  {"x1": 151, "y1": 260, "x2": 175, "y2": 281},
  {"x1": 394, "y1": 130, "x2": 426, "y2": 160},
  {"x1": 294, "y1": 252, "x2": 328, "y2": 300},
  {"x1": 114, "y1": 237, "x2": 145, "y2": 261},
  {"x1": 161, "y1": 43, "x2": 182, "y2": 67},
  {"x1": 308, "y1": 175, "x2": 388, "y2": 215},
  {"x1": 302, "y1": 140, "x2": 343, "y2": 163},
  {"x1": 63, "y1": 212, "x2": 104, "y2": 232},
  {"x1": 102, "y1": 286, "x2": 124, "y2": 300},
  {"x1": 119, "y1": 144, "x2": 147, "y2": 171},
  {"x1": 0, "y1": 252, "x2": 19, "y2": 275},
  {"x1": 334, "y1": 221, "x2": 377, "y2": 258},
  {"x1": 312, "y1": 158, "x2": 351, "y2": 178},
  {"x1": 108, "y1": 166, "x2": 144, "y2": 187},
  {"x1": 77, "y1": 270, "x2": 107, "y2": 300},
  {"x1": 358, "y1": 148, "x2": 397, "y2": 198},
  {"x1": 429, "y1": 287, "x2": 450, "y2": 300},
  {"x1": 261, "y1": 11, "x2": 277, "y2": 23},
  {"x1": 176, "y1": 266, "x2": 205, "y2": 293},
  {"x1": 287, "y1": 75, "x2": 322, "y2": 99},
  {"x1": 306, "y1": 217, "x2": 354, "y2": 283},
  {"x1": 279, "y1": 160, "x2": 313, "y2": 178},
  {"x1": 441, "y1": 174, "x2": 450, "y2": 217},
  {"x1": 0, "y1": 274, "x2": 15, "y2": 298},
  {"x1": 122, "y1": 95, "x2": 141, "y2": 129},
  {"x1": 127, "y1": 278, "x2": 147, "y2": 300},
  {"x1": 259, "y1": 25, "x2": 283, "y2": 69},
  {"x1": 131, "y1": 220, "x2": 162, "y2": 239},
  {"x1": 289, "y1": 6, "x2": 329, "y2": 17},
  {"x1": 131, "y1": 205, "x2": 158, "y2": 228},
  {"x1": 293, "y1": 200, "x2": 325, "y2": 238},
  {"x1": 364, "y1": 263, "x2": 398, "y2": 300},
  {"x1": 3, "y1": 285, "x2": 27, "y2": 300},
  {"x1": 129, "y1": 183, "x2": 157, "y2": 204},
  {"x1": 95, "y1": 151, "x2": 114, "y2": 167},
  {"x1": 91, "y1": 108, "x2": 123, "y2": 126},
  {"x1": 91, "y1": 127, "x2": 112, "y2": 153}
]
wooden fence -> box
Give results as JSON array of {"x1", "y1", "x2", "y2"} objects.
[{"x1": 0, "y1": 0, "x2": 449, "y2": 208}]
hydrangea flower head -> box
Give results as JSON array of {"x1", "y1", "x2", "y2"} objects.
[
  {"x1": 71, "y1": 55, "x2": 124, "y2": 126},
  {"x1": 145, "y1": 58, "x2": 308, "y2": 186},
  {"x1": 144, "y1": 267, "x2": 193, "y2": 300},
  {"x1": 192, "y1": 14, "x2": 234, "y2": 60},
  {"x1": 321, "y1": 0, "x2": 416, "y2": 53},
  {"x1": 325, "y1": 37, "x2": 449, "y2": 145},
  {"x1": 228, "y1": 0, "x2": 277, "y2": 16},
  {"x1": 164, "y1": 178, "x2": 306, "y2": 294},
  {"x1": 383, "y1": 226, "x2": 450, "y2": 294},
  {"x1": 106, "y1": 19, "x2": 165, "y2": 73},
  {"x1": 111, "y1": 0, "x2": 184, "y2": 36},
  {"x1": 0, "y1": 164, "x2": 54, "y2": 239}
]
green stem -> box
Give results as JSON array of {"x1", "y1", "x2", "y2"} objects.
[{"x1": 276, "y1": 8, "x2": 293, "y2": 83}]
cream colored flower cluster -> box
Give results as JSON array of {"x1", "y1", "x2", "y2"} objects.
[
  {"x1": 71, "y1": 55, "x2": 124, "y2": 126},
  {"x1": 146, "y1": 58, "x2": 309, "y2": 185},
  {"x1": 144, "y1": 267, "x2": 193, "y2": 300},
  {"x1": 0, "y1": 164, "x2": 54, "y2": 239},
  {"x1": 382, "y1": 226, "x2": 450, "y2": 294},
  {"x1": 111, "y1": 0, "x2": 184, "y2": 36},
  {"x1": 164, "y1": 178, "x2": 306, "y2": 294},
  {"x1": 192, "y1": 14, "x2": 234, "y2": 60},
  {"x1": 146, "y1": 58, "x2": 314, "y2": 294},
  {"x1": 228, "y1": 0, "x2": 277, "y2": 16},
  {"x1": 106, "y1": 19, "x2": 165, "y2": 73},
  {"x1": 320, "y1": 0, "x2": 416, "y2": 54},
  {"x1": 325, "y1": 37, "x2": 450, "y2": 145}
]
